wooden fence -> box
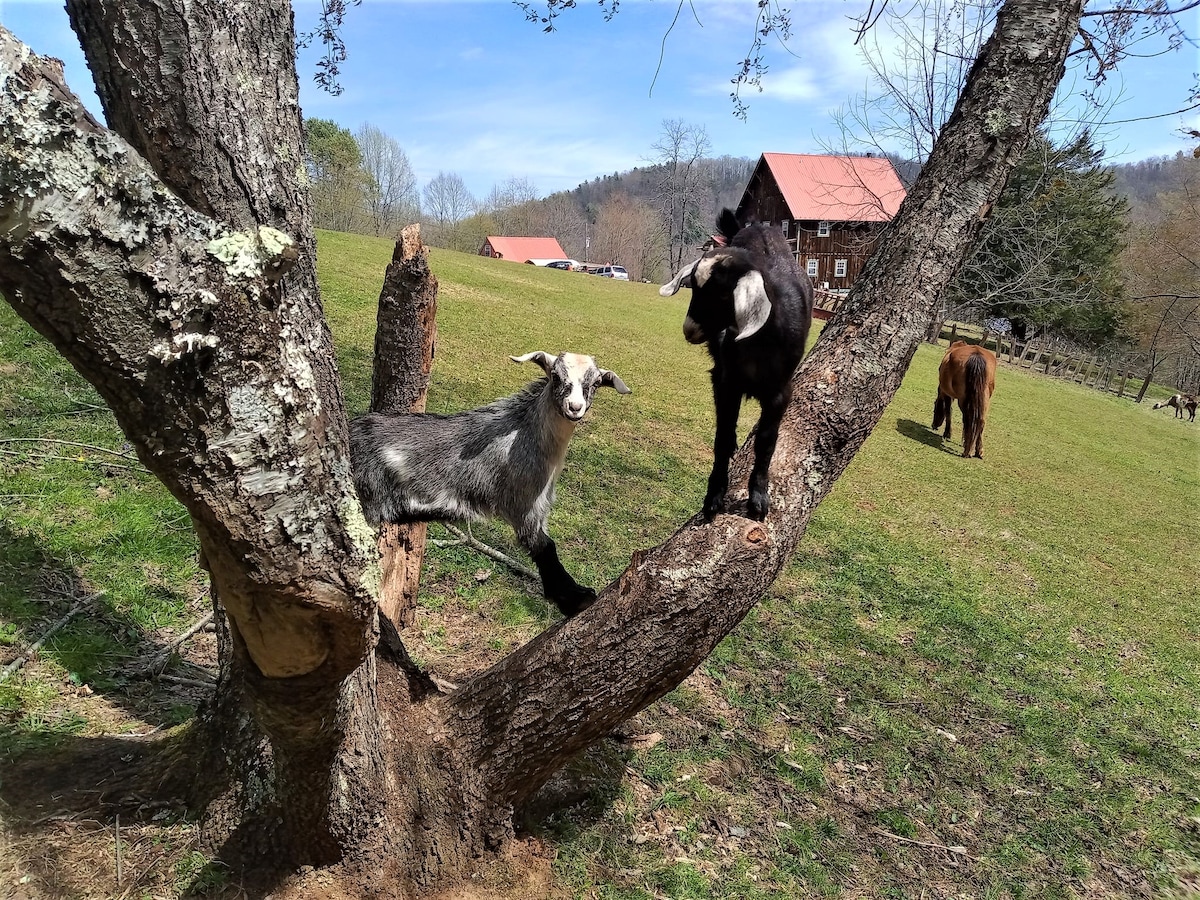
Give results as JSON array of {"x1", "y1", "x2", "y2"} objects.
[
  {"x1": 813, "y1": 288, "x2": 846, "y2": 322},
  {"x1": 812, "y1": 298, "x2": 1197, "y2": 399},
  {"x1": 942, "y1": 322, "x2": 1199, "y2": 400}
]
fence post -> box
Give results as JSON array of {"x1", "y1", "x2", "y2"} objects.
[
  {"x1": 1030, "y1": 341, "x2": 1047, "y2": 371},
  {"x1": 1081, "y1": 354, "x2": 1098, "y2": 384}
]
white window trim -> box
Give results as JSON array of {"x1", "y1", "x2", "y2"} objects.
[
  {"x1": 781, "y1": 220, "x2": 789, "y2": 237},
  {"x1": 834, "y1": 258, "x2": 848, "y2": 278},
  {"x1": 806, "y1": 259, "x2": 819, "y2": 277},
  {"x1": 817, "y1": 220, "x2": 831, "y2": 237}
]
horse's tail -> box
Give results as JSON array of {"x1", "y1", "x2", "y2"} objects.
[{"x1": 961, "y1": 351, "x2": 989, "y2": 448}]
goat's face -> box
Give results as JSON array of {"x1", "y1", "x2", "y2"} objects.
[
  {"x1": 510, "y1": 351, "x2": 631, "y2": 420},
  {"x1": 660, "y1": 249, "x2": 771, "y2": 345}
]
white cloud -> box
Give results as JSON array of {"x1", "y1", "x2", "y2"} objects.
[{"x1": 755, "y1": 65, "x2": 821, "y2": 102}]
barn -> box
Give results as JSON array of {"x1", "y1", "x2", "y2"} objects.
[
  {"x1": 479, "y1": 236, "x2": 567, "y2": 263},
  {"x1": 734, "y1": 153, "x2": 907, "y2": 294}
]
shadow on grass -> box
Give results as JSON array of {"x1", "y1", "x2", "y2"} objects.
[
  {"x1": 0, "y1": 725, "x2": 297, "y2": 900},
  {"x1": 0, "y1": 523, "x2": 206, "y2": 751},
  {"x1": 520, "y1": 736, "x2": 630, "y2": 837},
  {"x1": 895, "y1": 417, "x2": 957, "y2": 454}
]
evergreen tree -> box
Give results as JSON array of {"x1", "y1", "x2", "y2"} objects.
[
  {"x1": 949, "y1": 129, "x2": 1129, "y2": 345},
  {"x1": 304, "y1": 117, "x2": 370, "y2": 232}
]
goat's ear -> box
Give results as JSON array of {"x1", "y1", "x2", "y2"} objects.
[
  {"x1": 510, "y1": 351, "x2": 555, "y2": 374},
  {"x1": 659, "y1": 259, "x2": 699, "y2": 297},
  {"x1": 732, "y1": 270, "x2": 771, "y2": 341},
  {"x1": 599, "y1": 369, "x2": 631, "y2": 394}
]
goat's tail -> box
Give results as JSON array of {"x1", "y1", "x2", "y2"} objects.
[{"x1": 961, "y1": 352, "x2": 989, "y2": 449}]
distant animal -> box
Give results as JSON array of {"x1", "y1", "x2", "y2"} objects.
[
  {"x1": 350, "y1": 351, "x2": 630, "y2": 616},
  {"x1": 932, "y1": 341, "x2": 998, "y2": 458},
  {"x1": 1152, "y1": 393, "x2": 1197, "y2": 422},
  {"x1": 660, "y1": 209, "x2": 814, "y2": 520}
]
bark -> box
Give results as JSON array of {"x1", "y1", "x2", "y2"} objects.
[
  {"x1": 1, "y1": 0, "x2": 1085, "y2": 888},
  {"x1": 0, "y1": 13, "x2": 381, "y2": 864},
  {"x1": 370, "y1": 224, "x2": 439, "y2": 628}
]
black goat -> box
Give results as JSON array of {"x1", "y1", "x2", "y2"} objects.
[{"x1": 660, "y1": 209, "x2": 813, "y2": 520}]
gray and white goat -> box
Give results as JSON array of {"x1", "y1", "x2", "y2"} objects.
[{"x1": 350, "y1": 351, "x2": 630, "y2": 616}]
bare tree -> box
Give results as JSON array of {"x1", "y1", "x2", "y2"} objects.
[
  {"x1": 533, "y1": 191, "x2": 589, "y2": 259},
  {"x1": 651, "y1": 119, "x2": 712, "y2": 271},
  {"x1": 1, "y1": 1, "x2": 1155, "y2": 894},
  {"x1": 357, "y1": 123, "x2": 420, "y2": 236},
  {"x1": 841, "y1": 1, "x2": 996, "y2": 164},
  {"x1": 1123, "y1": 157, "x2": 1200, "y2": 397},
  {"x1": 422, "y1": 171, "x2": 477, "y2": 248},
  {"x1": 590, "y1": 192, "x2": 669, "y2": 280}
]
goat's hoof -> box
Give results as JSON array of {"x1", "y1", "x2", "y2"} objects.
[
  {"x1": 551, "y1": 586, "x2": 597, "y2": 618},
  {"x1": 747, "y1": 494, "x2": 769, "y2": 520},
  {"x1": 701, "y1": 494, "x2": 726, "y2": 521}
]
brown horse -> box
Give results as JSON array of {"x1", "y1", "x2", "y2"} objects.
[{"x1": 932, "y1": 341, "x2": 997, "y2": 458}]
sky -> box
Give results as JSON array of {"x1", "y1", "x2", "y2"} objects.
[{"x1": 1, "y1": 0, "x2": 1196, "y2": 201}]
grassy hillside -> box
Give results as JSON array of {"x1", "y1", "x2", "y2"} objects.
[{"x1": 1, "y1": 230, "x2": 1197, "y2": 899}]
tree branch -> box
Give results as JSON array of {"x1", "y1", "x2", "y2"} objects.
[{"x1": 449, "y1": 0, "x2": 1086, "y2": 807}]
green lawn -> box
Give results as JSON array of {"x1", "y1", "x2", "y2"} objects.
[{"x1": 1, "y1": 230, "x2": 1197, "y2": 899}]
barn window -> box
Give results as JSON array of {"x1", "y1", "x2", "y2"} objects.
[
  {"x1": 817, "y1": 221, "x2": 830, "y2": 237},
  {"x1": 781, "y1": 220, "x2": 789, "y2": 237},
  {"x1": 835, "y1": 258, "x2": 848, "y2": 277},
  {"x1": 806, "y1": 259, "x2": 819, "y2": 277}
]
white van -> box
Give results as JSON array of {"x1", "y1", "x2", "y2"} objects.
[{"x1": 593, "y1": 265, "x2": 629, "y2": 281}]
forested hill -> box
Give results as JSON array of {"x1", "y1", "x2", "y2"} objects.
[
  {"x1": 1110, "y1": 150, "x2": 1196, "y2": 207},
  {"x1": 562, "y1": 150, "x2": 921, "y2": 222},
  {"x1": 565, "y1": 155, "x2": 757, "y2": 222}
]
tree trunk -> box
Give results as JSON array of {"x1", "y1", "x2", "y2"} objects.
[
  {"x1": 0, "y1": 0, "x2": 1086, "y2": 889},
  {"x1": 8, "y1": 3, "x2": 385, "y2": 865},
  {"x1": 369, "y1": 224, "x2": 439, "y2": 628}
]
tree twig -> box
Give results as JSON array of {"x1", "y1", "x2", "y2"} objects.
[
  {"x1": 872, "y1": 828, "x2": 973, "y2": 858},
  {"x1": 0, "y1": 592, "x2": 104, "y2": 683},
  {"x1": 0, "y1": 447, "x2": 144, "y2": 473},
  {"x1": 133, "y1": 611, "x2": 214, "y2": 676},
  {"x1": 437, "y1": 523, "x2": 538, "y2": 581},
  {"x1": 157, "y1": 673, "x2": 216, "y2": 689},
  {"x1": 0, "y1": 437, "x2": 136, "y2": 460}
]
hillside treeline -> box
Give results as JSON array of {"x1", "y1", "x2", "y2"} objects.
[{"x1": 305, "y1": 115, "x2": 1197, "y2": 376}]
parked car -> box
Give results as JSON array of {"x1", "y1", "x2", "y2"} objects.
[
  {"x1": 545, "y1": 260, "x2": 574, "y2": 270},
  {"x1": 593, "y1": 265, "x2": 629, "y2": 281}
]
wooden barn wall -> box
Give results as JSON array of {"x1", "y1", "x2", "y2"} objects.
[{"x1": 737, "y1": 168, "x2": 885, "y2": 291}]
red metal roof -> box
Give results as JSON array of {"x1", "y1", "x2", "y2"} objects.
[
  {"x1": 759, "y1": 153, "x2": 906, "y2": 223},
  {"x1": 482, "y1": 236, "x2": 567, "y2": 262}
]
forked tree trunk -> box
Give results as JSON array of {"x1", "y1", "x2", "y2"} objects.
[{"x1": 0, "y1": 0, "x2": 1085, "y2": 891}]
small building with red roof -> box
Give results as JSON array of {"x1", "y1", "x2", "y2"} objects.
[
  {"x1": 479, "y1": 236, "x2": 567, "y2": 263},
  {"x1": 734, "y1": 153, "x2": 907, "y2": 292}
]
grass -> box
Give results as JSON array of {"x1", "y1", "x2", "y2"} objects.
[{"x1": 2, "y1": 230, "x2": 1198, "y2": 899}]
